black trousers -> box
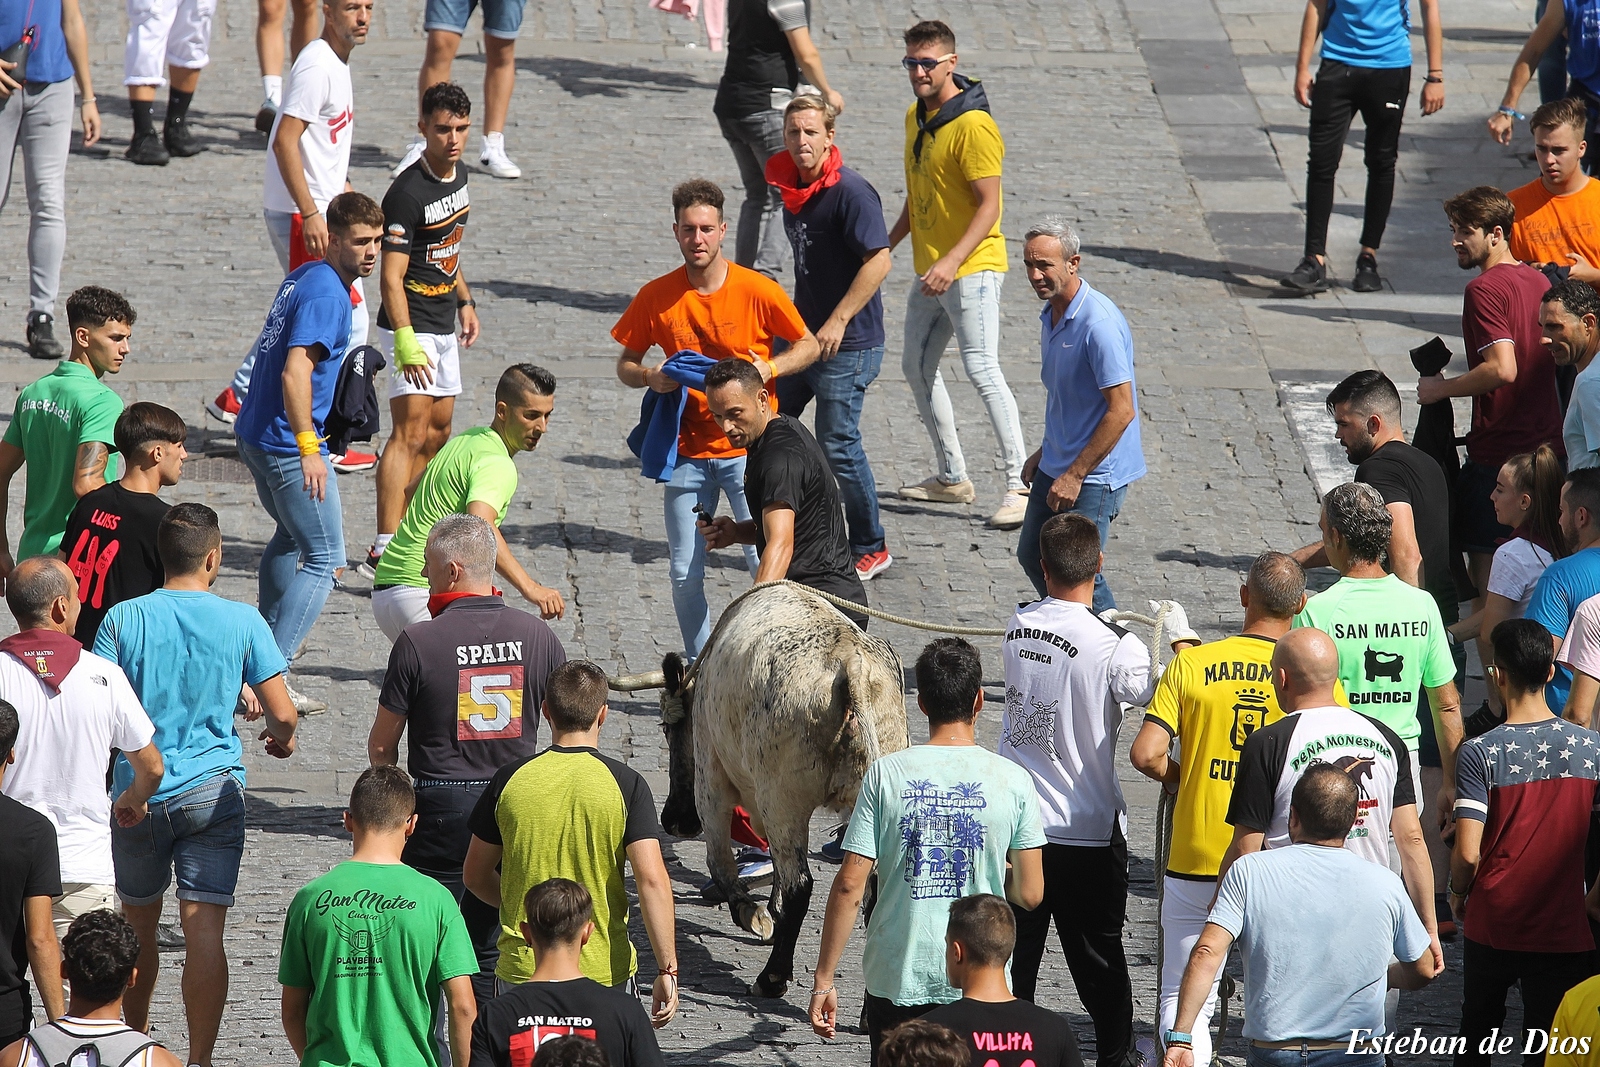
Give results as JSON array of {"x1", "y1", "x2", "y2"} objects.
[
  {"x1": 1454, "y1": 938, "x2": 1596, "y2": 1067},
  {"x1": 404, "y1": 781, "x2": 502, "y2": 1006},
  {"x1": 1304, "y1": 60, "x2": 1410, "y2": 257},
  {"x1": 864, "y1": 993, "x2": 937, "y2": 1067},
  {"x1": 1011, "y1": 837, "x2": 1133, "y2": 1067}
]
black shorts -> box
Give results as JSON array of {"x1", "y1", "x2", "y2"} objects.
[{"x1": 1457, "y1": 460, "x2": 1512, "y2": 555}]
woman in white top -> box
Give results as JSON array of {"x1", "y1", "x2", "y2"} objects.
[{"x1": 1448, "y1": 444, "x2": 1565, "y2": 717}]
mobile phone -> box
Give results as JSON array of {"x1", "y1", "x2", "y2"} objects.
[{"x1": 693, "y1": 504, "x2": 713, "y2": 524}]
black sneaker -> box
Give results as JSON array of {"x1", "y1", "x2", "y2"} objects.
[
  {"x1": 254, "y1": 99, "x2": 278, "y2": 135},
  {"x1": 164, "y1": 119, "x2": 202, "y2": 158},
  {"x1": 1464, "y1": 698, "x2": 1504, "y2": 739},
  {"x1": 1279, "y1": 254, "x2": 1330, "y2": 294},
  {"x1": 25, "y1": 312, "x2": 64, "y2": 361},
  {"x1": 1352, "y1": 251, "x2": 1383, "y2": 293},
  {"x1": 126, "y1": 131, "x2": 170, "y2": 166}
]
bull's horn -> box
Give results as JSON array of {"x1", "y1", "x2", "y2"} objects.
[{"x1": 608, "y1": 671, "x2": 666, "y2": 692}]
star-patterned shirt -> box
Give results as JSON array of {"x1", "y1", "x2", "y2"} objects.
[{"x1": 1455, "y1": 716, "x2": 1600, "y2": 953}]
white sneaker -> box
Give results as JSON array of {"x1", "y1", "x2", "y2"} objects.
[
  {"x1": 478, "y1": 133, "x2": 521, "y2": 179},
  {"x1": 392, "y1": 135, "x2": 425, "y2": 176},
  {"x1": 285, "y1": 681, "x2": 328, "y2": 716},
  {"x1": 987, "y1": 488, "x2": 1029, "y2": 529}
]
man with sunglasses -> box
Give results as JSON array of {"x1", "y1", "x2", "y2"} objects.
[{"x1": 890, "y1": 20, "x2": 1028, "y2": 532}]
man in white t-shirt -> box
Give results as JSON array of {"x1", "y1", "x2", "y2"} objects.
[
  {"x1": 999, "y1": 512, "x2": 1197, "y2": 1067},
  {"x1": 0, "y1": 558, "x2": 163, "y2": 939}
]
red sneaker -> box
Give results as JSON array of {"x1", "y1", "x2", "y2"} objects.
[
  {"x1": 330, "y1": 449, "x2": 377, "y2": 473},
  {"x1": 855, "y1": 550, "x2": 893, "y2": 581},
  {"x1": 206, "y1": 387, "x2": 241, "y2": 424}
]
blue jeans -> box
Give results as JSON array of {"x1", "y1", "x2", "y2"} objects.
[
  {"x1": 239, "y1": 441, "x2": 347, "y2": 663},
  {"x1": 1247, "y1": 1047, "x2": 1381, "y2": 1067},
  {"x1": 665, "y1": 456, "x2": 759, "y2": 658},
  {"x1": 111, "y1": 773, "x2": 246, "y2": 907},
  {"x1": 1017, "y1": 472, "x2": 1127, "y2": 613},
  {"x1": 775, "y1": 345, "x2": 886, "y2": 556},
  {"x1": 902, "y1": 271, "x2": 1027, "y2": 489}
]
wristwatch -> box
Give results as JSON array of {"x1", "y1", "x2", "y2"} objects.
[
  {"x1": 1164, "y1": 1030, "x2": 1194, "y2": 1047},
  {"x1": 457, "y1": 297, "x2": 476, "y2": 309}
]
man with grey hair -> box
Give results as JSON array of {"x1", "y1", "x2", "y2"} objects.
[
  {"x1": 1015, "y1": 217, "x2": 1145, "y2": 609},
  {"x1": 368, "y1": 511, "x2": 566, "y2": 1009}
]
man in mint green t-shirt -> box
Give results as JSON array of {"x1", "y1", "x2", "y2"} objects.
[
  {"x1": 0, "y1": 287, "x2": 132, "y2": 578},
  {"x1": 280, "y1": 765, "x2": 478, "y2": 1067},
  {"x1": 1293, "y1": 482, "x2": 1463, "y2": 814},
  {"x1": 369, "y1": 364, "x2": 566, "y2": 640}
]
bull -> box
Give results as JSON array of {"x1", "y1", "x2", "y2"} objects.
[{"x1": 657, "y1": 582, "x2": 908, "y2": 998}]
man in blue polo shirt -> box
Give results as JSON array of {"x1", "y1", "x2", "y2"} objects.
[
  {"x1": 1015, "y1": 218, "x2": 1145, "y2": 613},
  {"x1": 235, "y1": 191, "x2": 382, "y2": 712},
  {"x1": 767, "y1": 94, "x2": 894, "y2": 579}
]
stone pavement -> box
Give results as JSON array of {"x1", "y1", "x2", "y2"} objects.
[{"x1": 0, "y1": 0, "x2": 1550, "y2": 1062}]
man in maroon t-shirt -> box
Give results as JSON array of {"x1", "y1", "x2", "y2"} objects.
[{"x1": 1421, "y1": 186, "x2": 1564, "y2": 602}]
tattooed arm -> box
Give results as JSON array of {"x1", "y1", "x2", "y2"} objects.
[{"x1": 71, "y1": 441, "x2": 111, "y2": 498}]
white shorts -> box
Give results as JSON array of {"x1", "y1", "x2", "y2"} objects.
[
  {"x1": 1158, "y1": 875, "x2": 1222, "y2": 1066},
  {"x1": 124, "y1": 0, "x2": 216, "y2": 84},
  {"x1": 372, "y1": 584, "x2": 430, "y2": 642},
  {"x1": 378, "y1": 327, "x2": 462, "y2": 399}
]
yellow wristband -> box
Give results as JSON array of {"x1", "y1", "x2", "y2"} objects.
[{"x1": 295, "y1": 431, "x2": 323, "y2": 457}]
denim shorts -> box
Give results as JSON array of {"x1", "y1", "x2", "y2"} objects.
[
  {"x1": 111, "y1": 773, "x2": 246, "y2": 907},
  {"x1": 424, "y1": 0, "x2": 525, "y2": 38},
  {"x1": 1456, "y1": 460, "x2": 1513, "y2": 554}
]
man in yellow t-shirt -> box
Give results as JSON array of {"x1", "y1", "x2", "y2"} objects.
[
  {"x1": 1508, "y1": 97, "x2": 1600, "y2": 280},
  {"x1": 1131, "y1": 552, "x2": 1313, "y2": 1067},
  {"x1": 1547, "y1": 974, "x2": 1600, "y2": 1067},
  {"x1": 888, "y1": 18, "x2": 1028, "y2": 531}
]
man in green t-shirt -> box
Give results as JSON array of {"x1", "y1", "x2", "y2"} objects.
[
  {"x1": 0, "y1": 287, "x2": 133, "y2": 584},
  {"x1": 369, "y1": 363, "x2": 566, "y2": 640},
  {"x1": 1293, "y1": 481, "x2": 1463, "y2": 817},
  {"x1": 280, "y1": 764, "x2": 478, "y2": 1067}
]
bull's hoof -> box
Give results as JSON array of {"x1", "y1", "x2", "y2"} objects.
[
  {"x1": 751, "y1": 972, "x2": 789, "y2": 998},
  {"x1": 733, "y1": 901, "x2": 776, "y2": 943}
]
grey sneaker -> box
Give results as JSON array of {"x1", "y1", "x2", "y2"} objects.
[
  {"x1": 898, "y1": 477, "x2": 976, "y2": 504},
  {"x1": 285, "y1": 681, "x2": 327, "y2": 715}
]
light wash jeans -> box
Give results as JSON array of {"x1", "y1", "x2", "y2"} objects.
[
  {"x1": 0, "y1": 78, "x2": 73, "y2": 317},
  {"x1": 665, "y1": 456, "x2": 759, "y2": 658},
  {"x1": 901, "y1": 271, "x2": 1026, "y2": 490},
  {"x1": 238, "y1": 441, "x2": 347, "y2": 663},
  {"x1": 1017, "y1": 473, "x2": 1127, "y2": 613},
  {"x1": 775, "y1": 345, "x2": 886, "y2": 556},
  {"x1": 718, "y1": 108, "x2": 788, "y2": 277}
]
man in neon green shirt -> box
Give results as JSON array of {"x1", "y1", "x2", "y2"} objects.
[
  {"x1": 0, "y1": 287, "x2": 132, "y2": 584},
  {"x1": 1294, "y1": 481, "x2": 1463, "y2": 818},
  {"x1": 370, "y1": 363, "x2": 565, "y2": 639}
]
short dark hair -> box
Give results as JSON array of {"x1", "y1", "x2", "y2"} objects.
[
  {"x1": 62, "y1": 910, "x2": 140, "y2": 1004},
  {"x1": 1567, "y1": 467, "x2": 1600, "y2": 526},
  {"x1": 157, "y1": 503, "x2": 221, "y2": 576},
  {"x1": 6, "y1": 558, "x2": 71, "y2": 629},
  {"x1": 903, "y1": 19, "x2": 956, "y2": 52},
  {"x1": 532, "y1": 1036, "x2": 610, "y2": 1067},
  {"x1": 703, "y1": 358, "x2": 764, "y2": 394},
  {"x1": 522, "y1": 878, "x2": 594, "y2": 949},
  {"x1": 1531, "y1": 95, "x2": 1589, "y2": 138},
  {"x1": 879, "y1": 1020, "x2": 969, "y2": 1067},
  {"x1": 671, "y1": 179, "x2": 724, "y2": 221},
  {"x1": 914, "y1": 638, "x2": 983, "y2": 726},
  {"x1": 1291, "y1": 763, "x2": 1359, "y2": 840},
  {"x1": 1038, "y1": 513, "x2": 1101, "y2": 586},
  {"x1": 421, "y1": 81, "x2": 471, "y2": 119},
  {"x1": 496, "y1": 364, "x2": 557, "y2": 407},
  {"x1": 1324, "y1": 482, "x2": 1392, "y2": 565},
  {"x1": 947, "y1": 893, "x2": 1015, "y2": 968},
  {"x1": 1247, "y1": 552, "x2": 1306, "y2": 619},
  {"x1": 1545, "y1": 278, "x2": 1600, "y2": 323},
  {"x1": 0, "y1": 698, "x2": 17, "y2": 757},
  {"x1": 348, "y1": 765, "x2": 415, "y2": 830},
  {"x1": 545, "y1": 661, "x2": 609, "y2": 733},
  {"x1": 1325, "y1": 369, "x2": 1401, "y2": 422},
  {"x1": 326, "y1": 191, "x2": 384, "y2": 234},
  {"x1": 1491, "y1": 618, "x2": 1557, "y2": 695},
  {"x1": 1443, "y1": 186, "x2": 1515, "y2": 238},
  {"x1": 66, "y1": 286, "x2": 136, "y2": 332},
  {"x1": 115, "y1": 402, "x2": 187, "y2": 459}
]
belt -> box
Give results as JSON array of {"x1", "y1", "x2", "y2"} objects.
[
  {"x1": 1250, "y1": 1040, "x2": 1349, "y2": 1051},
  {"x1": 373, "y1": 583, "x2": 396, "y2": 591},
  {"x1": 414, "y1": 778, "x2": 492, "y2": 789}
]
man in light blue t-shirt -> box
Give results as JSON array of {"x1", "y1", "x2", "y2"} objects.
[
  {"x1": 1526, "y1": 467, "x2": 1600, "y2": 712},
  {"x1": 1161, "y1": 765, "x2": 1437, "y2": 1067},
  {"x1": 809, "y1": 638, "x2": 1044, "y2": 1067},
  {"x1": 95, "y1": 503, "x2": 299, "y2": 1067}
]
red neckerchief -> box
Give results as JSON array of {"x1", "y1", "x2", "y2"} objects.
[
  {"x1": 427, "y1": 589, "x2": 501, "y2": 618},
  {"x1": 764, "y1": 144, "x2": 843, "y2": 214},
  {"x1": 0, "y1": 628, "x2": 83, "y2": 693}
]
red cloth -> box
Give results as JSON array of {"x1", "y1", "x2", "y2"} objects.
[
  {"x1": 0, "y1": 628, "x2": 83, "y2": 692},
  {"x1": 287, "y1": 213, "x2": 362, "y2": 307},
  {"x1": 764, "y1": 144, "x2": 842, "y2": 215},
  {"x1": 731, "y1": 805, "x2": 768, "y2": 850},
  {"x1": 1459, "y1": 261, "x2": 1563, "y2": 466},
  {"x1": 427, "y1": 589, "x2": 500, "y2": 618}
]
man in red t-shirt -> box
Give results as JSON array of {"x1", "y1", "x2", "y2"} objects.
[{"x1": 1420, "y1": 186, "x2": 1564, "y2": 603}]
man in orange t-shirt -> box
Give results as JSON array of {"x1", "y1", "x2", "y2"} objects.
[
  {"x1": 1508, "y1": 97, "x2": 1600, "y2": 279},
  {"x1": 613, "y1": 178, "x2": 819, "y2": 659}
]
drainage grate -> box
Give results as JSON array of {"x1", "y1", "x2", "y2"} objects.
[{"x1": 183, "y1": 456, "x2": 256, "y2": 484}]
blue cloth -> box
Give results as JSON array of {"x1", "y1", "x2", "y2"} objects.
[
  {"x1": 1209, "y1": 843, "x2": 1430, "y2": 1042},
  {"x1": 1038, "y1": 280, "x2": 1147, "y2": 489},
  {"x1": 98, "y1": 590, "x2": 288, "y2": 804},
  {"x1": 626, "y1": 350, "x2": 721, "y2": 482},
  {"x1": 235, "y1": 261, "x2": 354, "y2": 456},
  {"x1": 1567, "y1": 0, "x2": 1600, "y2": 95},
  {"x1": 1525, "y1": 546, "x2": 1600, "y2": 712},
  {"x1": 782, "y1": 166, "x2": 889, "y2": 351},
  {"x1": 1321, "y1": 0, "x2": 1413, "y2": 69},
  {"x1": 1, "y1": 0, "x2": 72, "y2": 86}
]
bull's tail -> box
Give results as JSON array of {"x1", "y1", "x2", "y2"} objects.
[{"x1": 826, "y1": 644, "x2": 907, "y2": 805}]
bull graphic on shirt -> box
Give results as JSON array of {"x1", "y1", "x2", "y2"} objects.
[
  {"x1": 1230, "y1": 686, "x2": 1270, "y2": 751},
  {"x1": 1363, "y1": 647, "x2": 1404, "y2": 683},
  {"x1": 1327, "y1": 753, "x2": 1378, "y2": 799}
]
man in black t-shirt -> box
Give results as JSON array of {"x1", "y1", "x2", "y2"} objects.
[
  {"x1": 469, "y1": 878, "x2": 665, "y2": 1067},
  {"x1": 0, "y1": 700, "x2": 63, "y2": 1044},
  {"x1": 698, "y1": 357, "x2": 868, "y2": 625},
  {"x1": 60, "y1": 402, "x2": 185, "y2": 649},
  {"x1": 369, "y1": 512, "x2": 565, "y2": 1003},
  {"x1": 370, "y1": 81, "x2": 481, "y2": 578},
  {"x1": 925, "y1": 895, "x2": 1082, "y2": 1067}
]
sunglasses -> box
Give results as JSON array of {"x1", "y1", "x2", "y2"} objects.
[{"x1": 901, "y1": 54, "x2": 956, "y2": 72}]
